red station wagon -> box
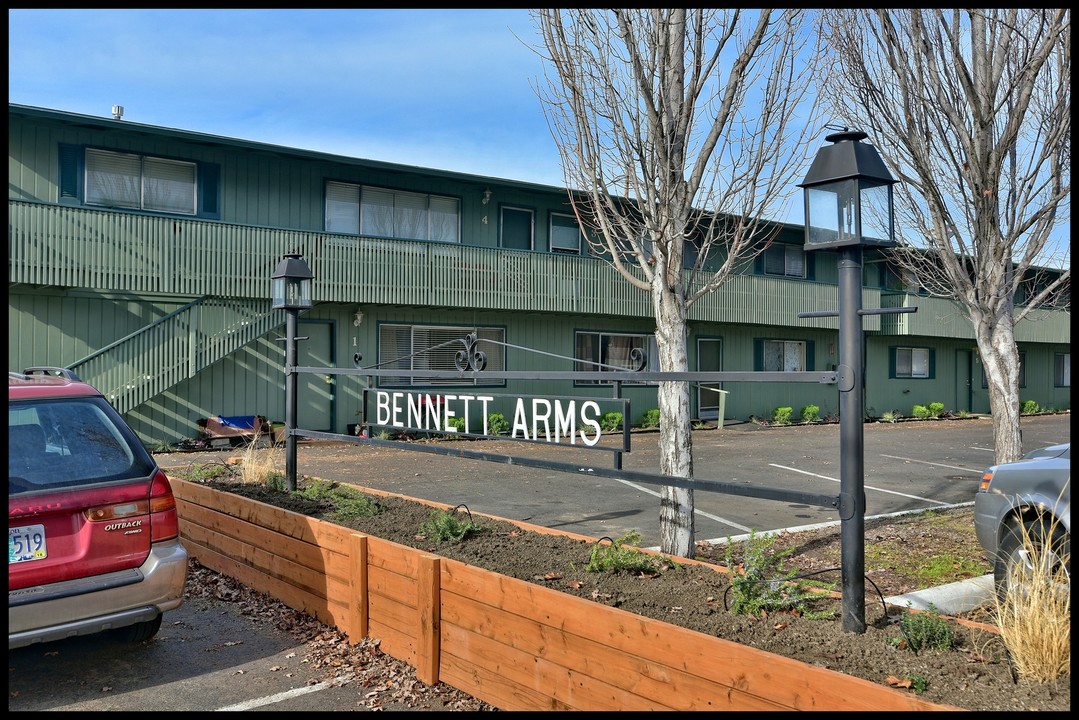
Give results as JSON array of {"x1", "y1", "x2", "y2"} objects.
[{"x1": 8, "y1": 367, "x2": 188, "y2": 649}]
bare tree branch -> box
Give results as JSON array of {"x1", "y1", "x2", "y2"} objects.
[
  {"x1": 817, "y1": 9, "x2": 1070, "y2": 462},
  {"x1": 530, "y1": 9, "x2": 820, "y2": 556}
]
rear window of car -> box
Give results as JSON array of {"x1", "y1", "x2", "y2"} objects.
[{"x1": 8, "y1": 397, "x2": 156, "y2": 493}]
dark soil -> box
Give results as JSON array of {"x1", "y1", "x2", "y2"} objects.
[{"x1": 176, "y1": 462, "x2": 1070, "y2": 712}]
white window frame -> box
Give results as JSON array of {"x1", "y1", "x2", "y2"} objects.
[
  {"x1": 325, "y1": 182, "x2": 460, "y2": 243},
  {"x1": 895, "y1": 347, "x2": 930, "y2": 379},
  {"x1": 763, "y1": 244, "x2": 806, "y2": 278},
  {"x1": 763, "y1": 340, "x2": 806, "y2": 372},
  {"x1": 85, "y1": 148, "x2": 197, "y2": 215},
  {"x1": 378, "y1": 324, "x2": 505, "y2": 387},
  {"x1": 574, "y1": 331, "x2": 658, "y2": 385}
]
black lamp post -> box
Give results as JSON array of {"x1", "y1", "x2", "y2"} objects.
[
  {"x1": 799, "y1": 130, "x2": 897, "y2": 633},
  {"x1": 272, "y1": 251, "x2": 314, "y2": 492}
]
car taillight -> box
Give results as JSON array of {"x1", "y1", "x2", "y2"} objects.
[
  {"x1": 978, "y1": 470, "x2": 994, "y2": 493},
  {"x1": 149, "y1": 470, "x2": 181, "y2": 542}
]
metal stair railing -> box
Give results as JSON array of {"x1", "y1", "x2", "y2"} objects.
[{"x1": 67, "y1": 297, "x2": 280, "y2": 414}]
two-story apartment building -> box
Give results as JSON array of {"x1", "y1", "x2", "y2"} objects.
[{"x1": 8, "y1": 104, "x2": 1071, "y2": 447}]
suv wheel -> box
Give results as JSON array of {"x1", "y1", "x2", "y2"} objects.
[{"x1": 993, "y1": 515, "x2": 1070, "y2": 603}]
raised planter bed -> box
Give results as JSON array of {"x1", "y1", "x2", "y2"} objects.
[{"x1": 171, "y1": 478, "x2": 957, "y2": 711}]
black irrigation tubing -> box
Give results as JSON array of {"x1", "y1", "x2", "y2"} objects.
[{"x1": 451, "y1": 504, "x2": 473, "y2": 523}]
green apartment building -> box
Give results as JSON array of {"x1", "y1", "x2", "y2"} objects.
[{"x1": 8, "y1": 104, "x2": 1071, "y2": 447}]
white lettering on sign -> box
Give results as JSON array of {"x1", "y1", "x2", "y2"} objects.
[{"x1": 374, "y1": 391, "x2": 605, "y2": 447}]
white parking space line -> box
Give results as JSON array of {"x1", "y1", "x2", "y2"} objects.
[
  {"x1": 878, "y1": 454, "x2": 984, "y2": 474},
  {"x1": 615, "y1": 478, "x2": 754, "y2": 533},
  {"x1": 215, "y1": 674, "x2": 353, "y2": 711},
  {"x1": 768, "y1": 463, "x2": 951, "y2": 506}
]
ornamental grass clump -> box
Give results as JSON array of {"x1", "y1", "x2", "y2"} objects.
[{"x1": 993, "y1": 511, "x2": 1071, "y2": 682}]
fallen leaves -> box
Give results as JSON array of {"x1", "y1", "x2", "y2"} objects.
[{"x1": 185, "y1": 560, "x2": 495, "y2": 711}]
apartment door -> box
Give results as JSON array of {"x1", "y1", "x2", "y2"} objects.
[
  {"x1": 696, "y1": 338, "x2": 723, "y2": 421},
  {"x1": 298, "y1": 320, "x2": 335, "y2": 432},
  {"x1": 954, "y1": 349, "x2": 972, "y2": 413}
]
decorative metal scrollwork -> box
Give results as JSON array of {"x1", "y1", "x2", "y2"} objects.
[
  {"x1": 454, "y1": 333, "x2": 488, "y2": 371},
  {"x1": 629, "y1": 347, "x2": 646, "y2": 371}
]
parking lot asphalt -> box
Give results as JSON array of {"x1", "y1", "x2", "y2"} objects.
[{"x1": 156, "y1": 413, "x2": 1070, "y2": 550}]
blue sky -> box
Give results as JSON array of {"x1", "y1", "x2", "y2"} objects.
[{"x1": 8, "y1": 9, "x2": 564, "y2": 186}]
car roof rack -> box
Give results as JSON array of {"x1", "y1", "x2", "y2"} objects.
[{"x1": 22, "y1": 366, "x2": 82, "y2": 381}]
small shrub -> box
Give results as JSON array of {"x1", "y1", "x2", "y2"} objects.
[
  {"x1": 911, "y1": 675, "x2": 929, "y2": 693},
  {"x1": 1020, "y1": 399, "x2": 1041, "y2": 415},
  {"x1": 723, "y1": 531, "x2": 830, "y2": 618},
  {"x1": 419, "y1": 506, "x2": 486, "y2": 543},
  {"x1": 912, "y1": 404, "x2": 931, "y2": 420},
  {"x1": 898, "y1": 604, "x2": 954, "y2": 652},
  {"x1": 956, "y1": 410, "x2": 972, "y2": 419},
  {"x1": 266, "y1": 473, "x2": 288, "y2": 492},
  {"x1": 294, "y1": 478, "x2": 381, "y2": 521},
  {"x1": 586, "y1": 531, "x2": 677, "y2": 574},
  {"x1": 771, "y1": 406, "x2": 793, "y2": 426},
  {"x1": 446, "y1": 416, "x2": 467, "y2": 433},
  {"x1": 599, "y1": 411, "x2": 623, "y2": 432},
  {"x1": 927, "y1": 402, "x2": 945, "y2": 418},
  {"x1": 880, "y1": 409, "x2": 902, "y2": 423},
  {"x1": 800, "y1": 404, "x2": 820, "y2": 424},
  {"x1": 177, "y1": 461, "x2": 233, "y2": 483},
  {"x1": 639, "y1": 408, "x2": 661, "y2": 429},
  {"x1": 486, "y1": 412, "x2": 509, "y2": 435}
]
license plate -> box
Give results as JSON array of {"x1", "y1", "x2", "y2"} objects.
[{"x1": 9, "y1": 524, "x2": 47, "y2": 564}]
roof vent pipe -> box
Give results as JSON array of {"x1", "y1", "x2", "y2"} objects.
[{"x1": 112, "y1": 105, "x2": 124, "y2": 120}]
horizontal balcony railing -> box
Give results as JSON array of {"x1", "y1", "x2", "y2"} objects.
[
  {"x1": 8, "y1": 200, "x2": 888, "y2": 328},
  {"x1": 880, "y1": 292, "x2": 1070, "y2": 342}
]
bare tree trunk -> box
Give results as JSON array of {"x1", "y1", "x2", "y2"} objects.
[
  {"x1": 976, "y1": 323, "x2": 1025, "y2": 464},
  {"x1": 653, "y1": 277, "x2": 694, "y2": 557}
]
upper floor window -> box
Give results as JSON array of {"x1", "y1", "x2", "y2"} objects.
[
  {"x1": 759, "y1": 339, "x2": 808, "y2": 372},
  {"x1": 500, "y1": 206, "x2": 534, "y2": 251},
  {"x1": 574, "y1": 331, "x2": 657, "y2": 385},
  {"x1": 378, "y1": 324, "x2": 505, "y2": 387},
  {"x1": 550, "y1": 212, "x2": 584, "y2": 254},
  {"x1": 893, "y1": 347, "x2": 931, "y2": 378},
  {"x1": 326, "y1": 182, "x2": 459, "y2": 243},
  {"x1": 762, "y1": 244, "x2": 805, "y2": 278},
  {"x1": 1055, "y1": 353, "x2": 1070, "y2": 387},
  {"x1": 84, "y1": 148, "x2": 196, "y2": 215}
]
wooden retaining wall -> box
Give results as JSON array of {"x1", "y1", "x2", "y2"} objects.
[{"x1": 172, "y1": 478, "x2": 958, "y2": 711}]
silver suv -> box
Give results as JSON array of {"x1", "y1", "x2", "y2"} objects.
[
  {"x1": 9, "y1": 367, "x2": 188, "y2": 649},
  {"x1": 974, "y1": 442, "x2": 1070, "y2": 599}
]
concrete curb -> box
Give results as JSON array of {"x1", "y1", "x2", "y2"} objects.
[{"x1": 883, "y1": 574, "x2": 995, "y2": 615}]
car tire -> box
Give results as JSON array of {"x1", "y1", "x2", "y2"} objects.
[
  {"x1": 112, "y1": 613, "x2": 163, "y2": 643},
  {"x1": 993, "y1": 514, "x2": 1070, "y2": 603}
]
